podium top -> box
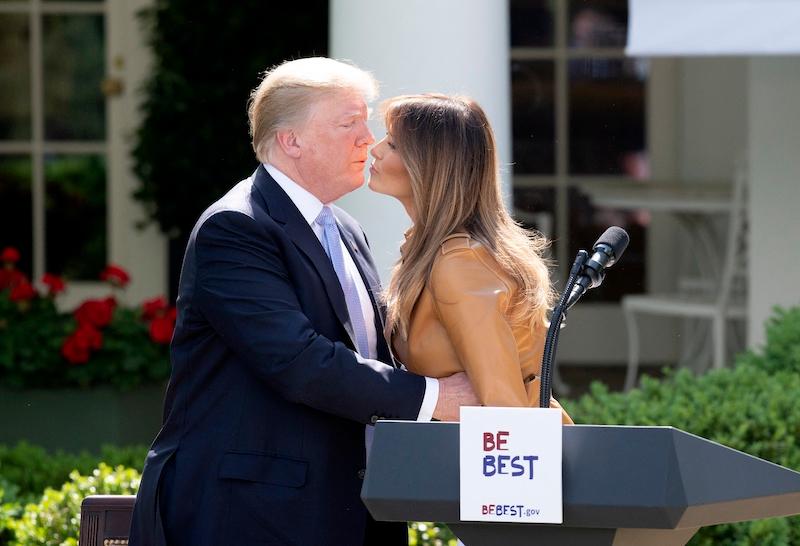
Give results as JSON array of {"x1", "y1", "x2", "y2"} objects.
[{"x1": 362, "y1": 422, "x2": 800, "y2": 529}]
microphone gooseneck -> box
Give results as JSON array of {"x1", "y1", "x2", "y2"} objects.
[
  {"x1": 539, "y1": 250, "x2": 587, "y2": 408},
  {"x1": 539, "y1": 227, "x2": 630, "y2": 408}
]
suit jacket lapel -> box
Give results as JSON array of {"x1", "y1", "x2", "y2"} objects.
[{"x1": 252, "y1": 166, "x2": 357, "y2": 348}]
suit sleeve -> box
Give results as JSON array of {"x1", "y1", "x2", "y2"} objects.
[
  {"x1": 430, "y1": 248, "x2": 574, "y2": 424},
  {"x1": 193, "y1": 210, "x2": 426, "y2": 424}
]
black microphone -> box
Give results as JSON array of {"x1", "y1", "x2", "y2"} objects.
[{"x1": 565, "y1": 226, "x2": 629, "y2": 309}]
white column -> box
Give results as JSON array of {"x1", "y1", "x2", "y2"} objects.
[
  {"x1": 747, "y1": 58, "x2": 800, "y2": 346},
  {"x1": 331, "y1": 0, "x2": 511, "y2": 282},
  {"x1": 108, "y1": 0, "x2": 167, "y2": 305}
]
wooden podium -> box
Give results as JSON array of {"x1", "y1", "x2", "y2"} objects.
[{"x1": 79, "y1": 495, "x2": 135, "y2": 546}]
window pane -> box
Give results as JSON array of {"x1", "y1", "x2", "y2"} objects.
[
  {"x1": 0, "y1": 14, "x2": 31, "y2": 140},
  {"x1": 45, "y1": 154, "x2": 106, "y2": 279},
  {"x1": 569, "y1": 0, "x2": 628, "y2": 48},
  {"x1": 510, "y1": 0, "x2": 554, "y2": 47},
  {"x1": 568, "y1": 186, "x2": 647, "y2": 302},
  {"x1": 513, "y1": 186, "x2": 557, "y2": 246},
  {"x1": 0, "y1": 155, "x2": 33, "y2": 276},
  {"x1": 512, "y1": 60, "x2": 555, "y2": 174},
  {"x1": 569, "y1": 58, "x2": 647, "y2": 176},
  {"x1": 43, "y1": 14, "x2": 105, "y2": 140}
]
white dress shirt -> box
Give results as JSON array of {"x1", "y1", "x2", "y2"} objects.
[{"x1": 265, "y1": 164, "x2": 438, "y2": 421}]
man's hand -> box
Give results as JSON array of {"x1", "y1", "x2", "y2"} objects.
[{"x1": 432, "y1": 372, "x2": 479, "y2": 421}]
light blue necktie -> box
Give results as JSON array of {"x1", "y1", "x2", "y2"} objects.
[{"x1": 316, "y1": 206, "x2": 371, "y2": 357}]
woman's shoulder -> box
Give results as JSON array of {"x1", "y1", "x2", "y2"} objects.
[
  {"x1": 434, "y1": 232, "x2": 499, "y2": 269},
  {"x1": 430, "y1": 233, "x2": 512, "y2": 302},
  {"x1": 439, "y1": 232, "x2": 472, "y2": 254}
]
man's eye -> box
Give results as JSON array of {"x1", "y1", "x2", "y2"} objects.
[{"x1": 342, "y1": 122, "x2": 355, "y2": 128}]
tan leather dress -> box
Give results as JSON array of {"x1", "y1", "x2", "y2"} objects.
[{"x1": 390, "y1": 233, "x2": 573, "y2": 424}]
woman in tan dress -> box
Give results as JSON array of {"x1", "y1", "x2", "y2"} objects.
[{"x1": 368, "y1": 94, "x2": 572, "y2": 423}]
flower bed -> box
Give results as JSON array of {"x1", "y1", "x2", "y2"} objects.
[
  {"x1": 0, "y1": 247, "x2": 173, "y2": 390},
  {"x1": 0, "y1": 247, "x2": 174, "y2": 451}
]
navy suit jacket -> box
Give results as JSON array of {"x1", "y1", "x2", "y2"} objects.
[{"x1": 128, "y1": 166, "x2": 426, "y2": 546}]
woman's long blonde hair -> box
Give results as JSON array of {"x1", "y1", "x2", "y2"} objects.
[{"x1": 383, "y1": 94, "x2": 554, "y2": 339}]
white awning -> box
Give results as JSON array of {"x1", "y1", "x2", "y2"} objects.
[{"x1": 626, "y1": 0, "x2": 800, "y2": 56}]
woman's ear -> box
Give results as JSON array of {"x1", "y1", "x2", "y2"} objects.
[{"x1": 275, "y1": 128, "x2": 302, "y2": 159}]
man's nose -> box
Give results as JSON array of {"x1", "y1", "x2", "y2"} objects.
[{"x1": 358, "y1": 123, "x2": 375, "y2": 146}]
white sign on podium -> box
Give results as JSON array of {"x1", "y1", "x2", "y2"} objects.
[{"x1": 459, "y1": 406, "x2": 563, "y2": 524}]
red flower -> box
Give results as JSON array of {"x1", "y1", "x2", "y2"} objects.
[
  {"x1": 1, "y1": 247, "x2": 20, "y2": 264},
  {"x1": 74, "y1": 298, "x2": 116, "y2": 328},
  {"x1": 100, "y1": 264, "x2": 130, "y2": 288},
  {"x1": 141, "y1": 296, "x2": 168, "y2": 321},
  {"x1": 0, "y1": 268, "x2": 25, "y2": 291},
  {"x1": 61, "y1": 335, "x2": 90, "y2": 364},
  {"x1": 9, "y1": 279, "x2": 36, "y2": 302},
  {"x1": 166, "y1": 306, "x2": 177, "y2": 322},
  {"x1": 61, "y1": 324, "x2": 103, "y2": 365},
  {"x1": 41, "y1": 273, "x2": 65, "y2": 295},
  {"x1": 76, "y1": 323, "x2": 103, "y2": 350},
  {"x1": 149, "y1": 315, "x2": 175, "y2": 344}
]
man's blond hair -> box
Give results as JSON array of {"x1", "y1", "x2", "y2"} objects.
[{"x1": 247, "y1": 57, "x2": 378, "y2": 163}]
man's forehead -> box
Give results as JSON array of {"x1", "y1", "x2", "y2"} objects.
[
  {"x1": 304, "y1": 91, "x2": 369, "y2": 126},
  {"x1": 336, "y1": 98, "x2": 368, "y2": 115},
  {"x1": 339, "y1": 107, "x2": 365, "y2": 117},
  {"x1": 322, "y1": 91, "x2": 367, "y2": 111}
]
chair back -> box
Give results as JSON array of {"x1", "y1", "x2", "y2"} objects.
[
  {"x1": 716, "y1": 158, "x2": 748, "y2": 311},
  {"x1": 78, "y1": 495, "x2": 135, "y2": 546}
]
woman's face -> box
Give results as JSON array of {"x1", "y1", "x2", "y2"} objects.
[{"x1": 368, "y1": 133, "x2": 413, "y2": 205}]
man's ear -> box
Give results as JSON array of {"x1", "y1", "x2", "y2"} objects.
[{"x1": 275, "y1": 128, "x2": 302, "y2": 159}]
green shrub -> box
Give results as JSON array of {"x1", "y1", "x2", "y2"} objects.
[
  {"x1": 565, "y1": 305, "x2": 800, "y2": 544},
  {"x1": 408, "y1": 521, "x2": 457, "y2": 546},
  {"x1": 0, "y1": 292, "x2": 69, "y2": 390},
  {"x1": 572, "y1": 365, "x2": 800, "y2": 465},
  {"x1": 736, "y1": 306, "x2": 800, "y2": 375},
  {"x1": 0, "y1": 478, "x2": 22, "y2": 546},
  {"x1": 0, "y1": 443, "x2": 146, "y2": 505},
  {"x1": 569, "y1": 364, "x2": 800, "y2": 544},
  {"x1": 9, "y1": 463, "x2": 140, "y2": 546}
]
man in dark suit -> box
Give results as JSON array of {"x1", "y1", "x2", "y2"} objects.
[{"x1": 128, "y1": 58, "x2": 478, "y2": 546}]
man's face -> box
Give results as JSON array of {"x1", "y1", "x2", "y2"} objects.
[{"x1": 295, "y1": 89, "x2": 374, "y2": 203}]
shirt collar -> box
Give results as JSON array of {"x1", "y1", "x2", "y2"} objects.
[{"x1": 264, "y1": 163, "x2": 324, "y2": 227}]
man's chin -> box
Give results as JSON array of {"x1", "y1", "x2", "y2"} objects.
[
  {"x1": 349, "y1": 177, "x2": 366, "y2": 191},
  {"x1": 328, "y1": 178, "x2": 366, "y2": 202}
]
